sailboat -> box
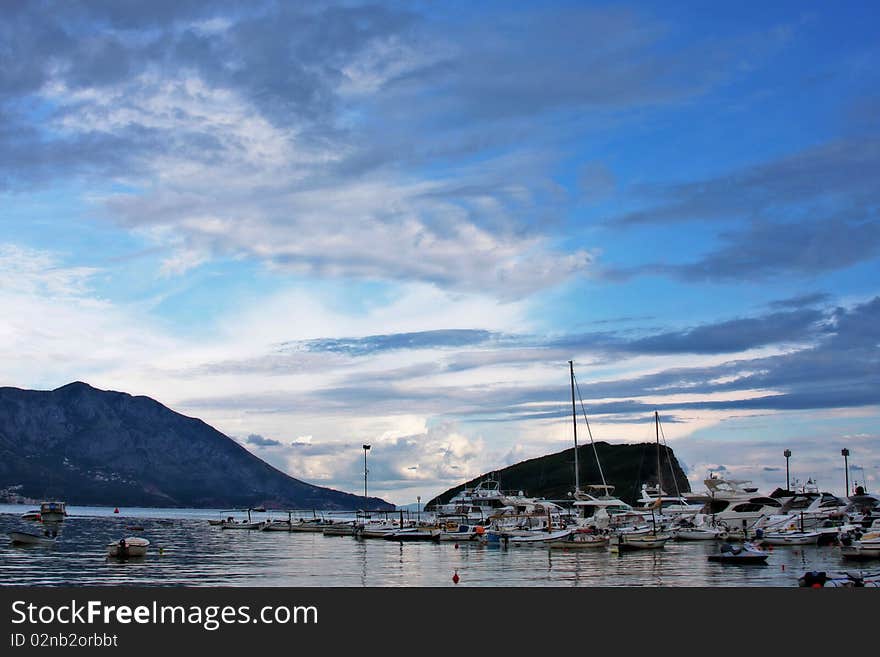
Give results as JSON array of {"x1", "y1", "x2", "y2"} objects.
[{"x1": 610, "y1": 412, "x2": 672, "y2": 552}]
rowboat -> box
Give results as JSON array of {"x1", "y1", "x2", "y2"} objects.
[
  {"x1": 107, "y1": 537, "x2": 150, "y2": 558},
  {"x1": 508, "y1": 529, "x2": 573, "y2": 546},
  {"x1": 8, "y1": 531, "x2": 56, "y2": 546},
  {"x1": 611, "y1": 531, "x2": 671, "y2": 552},
  {"x1": 673, "y1": 524, "x2": 726, "y2": 541},
  {"x1": 289, "y1": 518, "x2": 329, "y2": 532},
  {"x1": 322, "y1": 522, "x2": 357, "y2": 536},
  {"x1": 549, "y1": 531, "x2": 609, "y2": 549},
  {"x1": 219, "y1": 520, "x2": 262, "y2": 530},
  {"x1": 708, "y1": 542, "x2": 768, "y2": 564},
  {"x1": 261, "y1": 520, "x2": 294, "y2": 531},
  {"x1": 383, "y1": 527, "x2": 441, "y2": 541},
  {"x1": 759, "y1": 530, "x2": 820, "y2": 546}
]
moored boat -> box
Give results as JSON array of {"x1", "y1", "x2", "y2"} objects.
[
  {"x1": 437, "y1": 523, "x2": 487, "y2": 542},
  {"x1": 799, "y1": 570, "x2": 880, "y2": 587},
  {"x1": 107, "y1": 537, "x2": 150, "y2": 558},
  {"x1": 39, "y1": 501, "x2": 67, "y2": 523},
  {"x1": 758, "y1": 530, "x2": 821, "y2": 546},
  {"x1": 840, "y1": 543, "x2": 880, "y2": 560},
  {"x1": 611, "y1": 530, "x2": 671, "y2": 552},
  {"x1": 549, "y1": 530, "x2": 609, "y2": 549},
  {"x1": 8, "y1": 531, "x2": 57, "y2": 546},
  {"x1": 261, "y1": 520, "x2": 294, "y2": 531},
  {"x1": 508, "y1": 528, "x2": 573, "y2": 546},
  {"x1": 383, "y1": 527, "x2": 441, "y2": 541},
  {"x1": 290, "y1": 518, "x2": 330, "y2": 532},
  {"x1": 674, "y1": 526, "x2": 725, "y2": 541},
  {"x1": 20, "y1": 510, "x2": 41, "y2": 522},
  {"x1": 219, "y1": 519, "x2": 263, "y2": 530},
  {"x1": 322, "y1": 521, "x2": 357, "y2": 536},
  {"x1": 708, "y1": 541, "x2": 768, "y2": 564}
]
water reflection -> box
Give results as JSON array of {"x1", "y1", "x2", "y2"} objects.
[{"x1": 0, "y1": 507, "x2": 873, "y2": 587}]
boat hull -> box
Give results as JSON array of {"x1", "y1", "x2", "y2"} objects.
[
  {"x1": 611, "y1": 532, "x2": 671, "y2": 551},
  {"x1": 8, "y1": 532, "x2": 56, "y2": 546},
  {"x1": 708, "y1": 542, "x2": 768, "y2": 564},
  {"x1": 384, "y1": 530, "x2": 441, "y2": 541},
  {"x1": 289, "y1": 523, "x2": 326, "y2": 533},
  {"x1": 107, "y1": 538, "x2": 149, "y2": 558},
  {"x1": 550, "y1": 533, "x2": 609, "y2": 549},
  {"x1": 508, "y1": 529, "x2": 573, "y2": 546},
  {"x1": 261, "y1": 522, "x2": 293, "y2": 531},
  {"x1": 841, "y1": 544, "x2": 880, "y2": 560},
  {"x1": 708, "y1": 554, "x2": 768, "y2": 564},
  {"x1": 674, "y1": 529, "x2": 724, "y2": 541},
  {"x1": 760, "y1": 531, "x2": 820, "y2": 546}
]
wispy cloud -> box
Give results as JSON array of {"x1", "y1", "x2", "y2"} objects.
[{"x1": 606, "y1": 139, "x2": 880, "y2": 281}]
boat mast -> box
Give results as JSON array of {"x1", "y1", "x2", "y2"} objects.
[
  {"x1": 655, "y1": 411, "x2": 662, "y2": 496},
  {"x1": 651, "y1": 411, "x2": 661, "y2": 535},
  {"x1": 569, "y1": 360, "x2": 580, "y2": 495}
]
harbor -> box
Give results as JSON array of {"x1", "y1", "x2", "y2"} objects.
[{"x1": 2, "y1": 479, "x2": 878, "y2": 587}]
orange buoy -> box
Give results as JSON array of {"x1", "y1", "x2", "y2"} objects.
[
  {"x1": 452, "y1": 570, "x2": 460, "y2": 584},
  {"x1": 811, "y1": 583, "x2": 822, "y2": 589},
  {"x1": 114, "y1": 508, "x2": 119, "y2": 514}
]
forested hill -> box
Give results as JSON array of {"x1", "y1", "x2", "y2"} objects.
[{"x1": 426, "y1": 441, "x2": 690, "y2": 508}]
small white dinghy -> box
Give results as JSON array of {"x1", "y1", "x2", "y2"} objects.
[
  {"x1": 550, "y1": 530, "x2": 609, "y2": 549},
  {"x1": 673, "y1": 524, "x2": 726, "y2": 541},
  {"x1": 611, "y1": 531, "x2": 671, "y2": 552},
  {"x1": 9, "y1": 531, "x2": 57, "y2": 546},
  {"x1": 759, "y1": 530, "x2": 821, "y2": 546},
  {"x1": 107, "y1": 537, "x2": 150, "y2": 558},
  {"x1": 509, "y1": 529, "x2": 573, "y2": 546},
  {"x1": 708, "y1": 541, "x2": 768, "y2": 564}
]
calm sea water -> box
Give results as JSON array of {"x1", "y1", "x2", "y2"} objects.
[{"x1": 0, "y1": 505, "x2": 874, "y2": 587}]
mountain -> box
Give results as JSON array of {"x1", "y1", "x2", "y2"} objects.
[
  {"x1": 0, "y1": 382, "x2": 392, "y2": 510},
  {"x1": 425, "y1": 441, "x2": 690, "y2": 508}
]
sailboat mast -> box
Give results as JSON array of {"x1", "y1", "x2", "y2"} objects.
[
  {"x1": 655, "y1": 410, "x2": 662, "y2": 495},
  {"x1": 569, "y1": 360, "x2": 580, "y2": 494}
]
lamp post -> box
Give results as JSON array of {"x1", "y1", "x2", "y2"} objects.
[
  {"x1": 784, "y1": 449, "x2": 792, "y2": 491},
  {"x1": 362, "y1": 444, "x2": 371, "y2": 510},
  {"x1": 842, "y1": 448, "x2": 850, "y2": 496}
]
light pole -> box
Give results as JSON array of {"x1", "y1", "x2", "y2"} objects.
[
  {"x1": 784, "y1": 449, "x2": 792, "y2": 491},
  {"x1": 363, "y1": 444, "x2": 371, "y2": 510},
  {"x1": 841, "y1": 448, "x2": 850, "y2": 496},
  {"x1": 417, "y1": 496, "x2": 421, "y2": 523}
]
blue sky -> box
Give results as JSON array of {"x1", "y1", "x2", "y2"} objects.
[{"x1": 1, "y1": 1, "x2": 878, "y2": 503}]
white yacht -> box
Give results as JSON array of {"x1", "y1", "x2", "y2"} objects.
[
  {"x1": 755, "y1": 481, "x2": 849, "y2": 540},
  {"x1": 432, "y1": 478, "x2": 515, "y2": 520},
  {"x1": 637, "y1": 484, "x2": 706, "y2": 517},
  {"x1": 572, "y1": 485, "x2": 649, "y2": 531},
  {"x1": 697, "y1": 473, "x2": 785, "y2": 535}
]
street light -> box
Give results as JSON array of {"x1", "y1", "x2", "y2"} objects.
[
  {"x1": 363, "y1": 444, "x2": 371, "y2": 511},
  {"x1": 842, "y1": 448, "x2": 850, "y2": 496},
  {"x1": 784, "y1": 449, "x2": 792, "y2": 491}
]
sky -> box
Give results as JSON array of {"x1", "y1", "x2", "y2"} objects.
[{"x1": 1, "y1": 0, "x2": 878, "y2": 505}]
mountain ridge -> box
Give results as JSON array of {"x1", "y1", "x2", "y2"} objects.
[{"x1": 0, "y1": 381, "x2": 392, "y2": 510}]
